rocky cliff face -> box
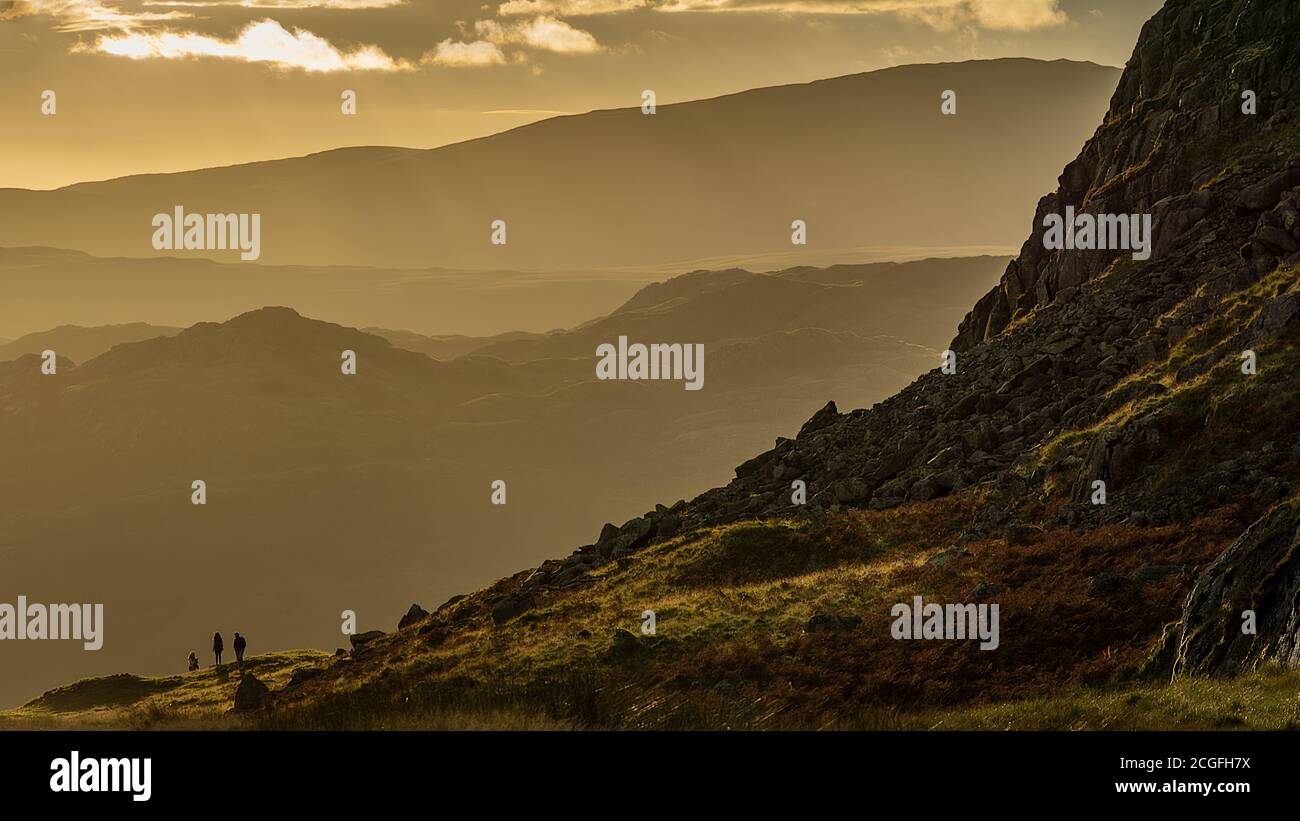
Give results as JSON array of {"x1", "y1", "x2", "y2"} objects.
[
  {"x1": 953, "y1": 0, "x2": 1300, "y2": 352},
  {"x1": 406, "y1": 0, "x2": 1300, "y2": 681}
]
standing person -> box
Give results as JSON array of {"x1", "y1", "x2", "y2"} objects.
[
  {"x1": 213, "y1": 632, "x2": 224, "y2": 666},
  {"x1": 233, "y1": 632, "x2": 247, "y2": 668}
]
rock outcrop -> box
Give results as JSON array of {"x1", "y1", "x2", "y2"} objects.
[
  {"x1": 953, "y1": 0, "x2": 1300, "y2": 352},
  {"x1": 1173, "y1": 500, "x2": 1300, "y2": 676}
]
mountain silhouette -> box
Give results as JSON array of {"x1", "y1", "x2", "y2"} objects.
[
  {"x1": 0, "y1": 323, "x2": 181, "y2": 366},
  {"x1": 0, "y1": 59, "x2": 1118, "y2": 270}
]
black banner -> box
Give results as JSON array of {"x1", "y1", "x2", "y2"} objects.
[{"x1": 2, "y1": 730, "x2": 1282, "y2": 809}]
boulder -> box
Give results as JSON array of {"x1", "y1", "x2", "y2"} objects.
[
  {"x1": 798, "y1": 401, "x2": 839, "y2": 437},
  {"x1": 490, "y1": 595, "x2": 534, "y2": 625},
  {"x1": 435, "y1": 594, "x2": 467, "y2": 613},
  {"x1": 925, "y1": 546, "x2": 971, "y2": 568},
  {"x1": 970, "y1": 582, "x2": 1004, "y2": 602},
  {"x1": 609, "y1": 629, "x2": 643, "y2": 654},
  {"x1": 1005, "y1": 522, "x2": 1042, "y2": 545},
  {"x1": 232, "y1": 674, "x2": 271, "y2": 713},
  {"x1": 398, "y1": 603, "x2": 429, "y2": 630},
  {"x1": 286, "y1": 667, "x2": 324, "y2": 688},
  {"x1": 1234, "y1": 169, "x2": 1300, "y2": 213},
  {"x1": 597, "y1": 516, "x2": 655, "y2": 559},
  {"x1": 1087, "y1": 571, "x2": 1131, "y2": 599},
  {"x1": 349, "y1": 630, "x2": 385, "y2": 651},
  {"x1": 1131, "y1": 564, "x2": 1182, "y2": 584}
]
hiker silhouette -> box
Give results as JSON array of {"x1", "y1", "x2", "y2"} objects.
[
  {"x1": 234, "y1": 632, "x2": 247, "y2": 666},
  {"x1": 213, "y1": 632, "x2": 224, "y2": 666},
  {"x1": 188, "y1": 652, "x2": 199, "y2": 672}
]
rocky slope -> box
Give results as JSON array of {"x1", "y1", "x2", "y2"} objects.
[{"x1": 358, "y1": 0, "x2": 1300, "y2": 689}]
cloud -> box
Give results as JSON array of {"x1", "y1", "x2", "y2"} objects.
[
  {"x1": 496, "y1": 0, "x2": 646, "y2": 16},
  {"x1": 477, "y1": 15, "x2": 603, "y2": 53},
  {"x1": 651, "y1": 0, "x2": 1068, "y2": 31},
  {"x1": 964, "y1": 0, "x2": 1066, "y2": 30},
  {"x1": 142, "y1": 0, "x2": 404, "y2": 8},
  {"x1": 1, "y1": 0, "x2": 190, "y2": 31},
  {"x1": 3, "y1": 0, "x2": 400, "y2": 33},
  {"x1": 422, "y1": 38, "x2": 506, "y2": 66},
  {"x1": 83, "y1": 18, "x2": 414, "y2": 70}
]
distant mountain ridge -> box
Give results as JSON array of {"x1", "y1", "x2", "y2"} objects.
[
  {"x1": 474, "y1": 256, "x2": 1008, "y2": 361},
  {"x1": 0, "y1": 59, "x2": 1119, "y2": 270},
  {"x1": 0, "y1": 323, "x2": 181, "y2": 366}
]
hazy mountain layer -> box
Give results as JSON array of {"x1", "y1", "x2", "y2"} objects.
[
  {"x1": 0, "y1": 323, "x2": 181, "y2": 366},
  {"x1": 0, "y1": 59, "x2": 1118, "y2": 271},
  {"x1": 0, "y1": 247, "x2": 652, "y2": 341},
  {"x1": 0, "y1": 255, "x2": 996, "y2": 707}
]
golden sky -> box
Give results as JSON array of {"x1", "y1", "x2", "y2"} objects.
[{"x1": 1, "y1": 0, "x2": 1161, "y2": 189}]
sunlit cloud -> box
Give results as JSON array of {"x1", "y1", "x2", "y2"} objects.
[
  {"x1": 1, "y1": 0, "x2": 190, "y2": 32},
  {"x1": 631, "y1": 0, "x2": 1068, "y2": 31},
  {"x1": 476, "y1": 15, "x2": 603, "y2": 53},
  {"x1": 82, "y1": 18, "x2": 415, "y2": 71},
  {"x1": 497, "y1": 0, "x2": 646, "y2": 16},
  {"x1": 142, "y1": 0, "x2": 404, "y2": 9},
  {"x1": 422, "y1": 38, "x2": 506, "y2": 66}
]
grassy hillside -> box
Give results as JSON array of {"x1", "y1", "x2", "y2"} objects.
[
  {"x1": 2, "y1": 652, "x2": 327, "y2": 730},
  {"x1": 12, "y1": 519, "x2": 1300, "y2": 731}
]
